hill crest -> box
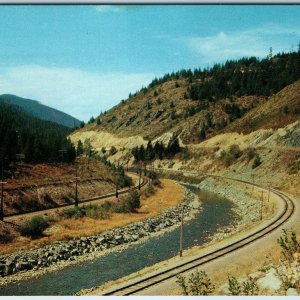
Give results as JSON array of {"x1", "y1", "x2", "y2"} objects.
[{"x1": 0, "y1": 94, "x2": 81, "y2": 128}]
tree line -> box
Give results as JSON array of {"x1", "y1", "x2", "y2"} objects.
[
  {"x1": 0, "y1": 103, "x2": 76, "y2": 168},
  {"x1": 142, "y1": 48, "x2": 300, "y2": 101},
  {"x1": 131, "y1": 137, "x2": 181, "y2": 162}
]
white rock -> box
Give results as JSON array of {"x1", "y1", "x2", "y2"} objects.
[
  {"x1": 257, "y1": 268, "x2": 282, "y2": 293},
  {"x1": 286, "y1": 288, "x2": 299, "y2": 296}
]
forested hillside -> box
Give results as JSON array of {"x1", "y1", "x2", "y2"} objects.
[
  {"x1": 0, "y1": 94, "x2": 81, "y2": 128},
  {"x1": 0, "y1": 102, "x2": 75, "y2": 166},
  {"x1": 78, "y1": 49, "x2": 300, "y2": 144}
]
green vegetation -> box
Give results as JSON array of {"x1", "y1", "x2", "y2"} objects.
[
  {"x1": 61, "y1": 204, "x2": 110, "y2": 220},
  {"x1": 277, "y1": 229, "x2": 299, "y2": 262},
  {"x1": 19, "y1": 216, "x2": 49, "y2": 238},
  {"x1": 288, "y1": 153, "x2": 300, "y2": 174},
  {"x1": 228, "y1": 276, "x2": 259, "y2": 296},
  {"x1": 131, "y1": 136, "x2": 181, "y2": 162},
  {"x1": 147, "y1": 50, "x2": 300, "y2": 101},
  {"x1": 0, "y1": 102, "x2": 76, "y2": 166},
  {"x1": 252, "y1": 154, "x2": 262, "y2": 169},
  {"x1": 221, "y1": 144, "x2": 242, "y2": 167},
  {"x1": 98, "y1": 156, "x2": 133, "y2": 188},
  {"x1": 144, "y1": 185, "x2": 155, "y2": 196},
  {"x1": 113, "y1": 190, "x2": 141, "y2": 213},
  {"x1": 176, "y1": 270, "x2": 215, "y2": 295},
  {"x1": 228, "y1": 276, "x2": 241, "y2": 295},
  {"x1": 0, "y1": 94, "x2": 80, "y2": 128}
]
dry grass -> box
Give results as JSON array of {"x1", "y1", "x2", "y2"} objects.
[{"x1": 0, "y1": 179, "x2": 184, "y2": 255}]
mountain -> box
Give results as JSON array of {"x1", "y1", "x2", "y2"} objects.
[
  {"x1": 0, "y1": 102, "x2": 76, "y2": 165},
  {"x1": 71, "y1": 50, "x2": 300, "y2": 148},
  {"x1": 0, "y1": 94, "x2": 81, "y2": 128}
]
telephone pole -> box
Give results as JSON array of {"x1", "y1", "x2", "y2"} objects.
[
  {"x1": 179, "y1": 205, "x2": 185, "y2": 257},
  {"x1": 115, "y1": 179, "x2": 119, "y2": 198},
  {"x1": 74, "y1": 163, "x2": 80, "y2": 207},
  {"x1": 260, "y1": 191, "x2": 265, "y2": 221},
  {"x1": 0, "y1": 161, "x2": 7, "y2": 221},
  {"x1": 138, "y1": 164, "x2": 142, "y2": 190}
]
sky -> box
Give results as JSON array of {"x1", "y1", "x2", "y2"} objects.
[{"x1": 0, "y1": 5, "x2": 299, "y2": 121}]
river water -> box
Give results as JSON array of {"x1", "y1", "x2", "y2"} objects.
[{"x1": 0, "y1": 185, "x2": 237, "y2": 296}]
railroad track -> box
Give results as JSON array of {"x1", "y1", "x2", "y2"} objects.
[
  {"x1": 102, "y1": 174, "x2": 295, "y2": 296},
  {"x1": 4, "y1": 173, "x2": 148, "y2": 219}
]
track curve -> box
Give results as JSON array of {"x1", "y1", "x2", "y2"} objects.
[
  {"x1": 4, "y1": 173, "x2": 148, "y2": 219},
  {"x1": 102, "y1": 173, "x2": 295, "y2": 296}
]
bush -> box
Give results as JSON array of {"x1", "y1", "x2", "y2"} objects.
[
  {"x1": 242, "y1": 278, "x2": 259, "y2": 295},
  {"x1": 61, "y1": 205, "x2": 110, "y2": 220},
  {"x1": 252, "y1": 154, "x2": 262, "y2": 169},
  {"x1": 145, "y1": 185, "x2": 155, "y2": 196},
  {"x1": 246, "y1": 148, "x2": 256, "y2": 160},
  {"x1": 19, "y1": 216, "x2": 49, "y2": 238},
  {"x1": 61, "y1": 207, "x2": 83, "y2": 219},
  {"x1": 176, "y1": 271, "x2": 215, "y2": 296},
  {"x1": 277, "y1": 229, "x2": 299, "y2": 262},
  {"x1": 228, "y1": 276, "x2": 259, "y2": 296},
  {"x1": 109, "y1": 146, "x2": 117, "y2": 156},
  {"x1": 228, "y1": 276, "x2": 241, "y2": 295},
  {"x1": 124, "y1": 190, "x2": 141, "y2": 212},
  {"x1": 222, "y1": 144, "x2": 242, "y2": 167}
]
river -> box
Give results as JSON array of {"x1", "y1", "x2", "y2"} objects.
[{"x1": 0, "y1": 184, "x2": 237, "y2": 295}]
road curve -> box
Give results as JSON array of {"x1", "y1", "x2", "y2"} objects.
[{"x1": 101, "y1": 174, "x2": 295, "y2": 296}]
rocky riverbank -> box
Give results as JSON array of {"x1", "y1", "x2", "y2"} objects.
[
  {"x1": 195, "y1": 177, "x2": 262, "y2": 241},
  {"x1": 0, "y1": 185, "x2": 200, "y2": 287}
]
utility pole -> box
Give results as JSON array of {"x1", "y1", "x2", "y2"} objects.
[
  {"x1": 0, "y1": 161, "x2": 7, "y2": 221},
  {"x1": 251, "y1": 174, "x2": 255, "y2": 191},
  {"x1": 115, "y1": 179, "x2": 119, "y2": 198},
  {"x1": 74, "y1": 163, "x2": 80, "y2": 207},
  {"x1": 260, "y1": 191, "x2": 265, "y2": 221},
  {"x1": 179, "y1": 205, "x2": 185, "y2": 257},
  {"x1": 138, "y1": 164, "x2": 142, "y2": 190}
]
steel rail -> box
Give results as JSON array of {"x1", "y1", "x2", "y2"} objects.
[
  {"x1": 4, "y1": 173, "x2": 148, "y2": 219},
  {"x1": 102, "y1": 174, "x2": 295, "y2": 296}
]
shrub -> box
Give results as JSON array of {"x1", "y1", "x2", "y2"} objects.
[
  {"x1": 176, "y1": 274, "x2": 188, "y2": 296},
  {"x1": 222, "y1": 144, "x2": 242, "y2": 167},
  {"x1": 228, "y1": 276, "x2": 241, "y2": 295},
  {"x1": 124, "y1": 190, "x2": 141, "y2": 212},
  {"x1": 252, "y1": 154, "x2": 262, "y2": 169},
  {"x1": 228, "y1": 276, "x2": 259, "y2": 296},
  {"x1": 229, "y1": 144, "x2": 242, "y2": 159},
  {"x1": 277, "y1": 229, "x2": 299, "y2": 262},
  {"x1": 109, "y1": 146, "x2": 117, "y2": 156},
  {"x1": 246, "y1": 148, "x2": 256, "y2": 160},
  {"x1": 61, "y1": 207, "x2": 83, "y2": 219},
  {"x1": 176, "y1": 271, "x2": 215, "y2": 296},
  {"x1": 145, "y1": 185, "x2": 155, "y2": 196},
  {"x1": 19, "y1": 216, "x2": 49, "y2": 238},
  {"x1": 242, "y1": 278, "x2": 259, "y2": 295}
]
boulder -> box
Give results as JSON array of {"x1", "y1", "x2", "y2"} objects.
[
  {"x1": 257, "y1": 268, "x2": 282, "y2": 293},
  {"x1": 286, "y1": 288, "x2": 299, "y2": 296}
]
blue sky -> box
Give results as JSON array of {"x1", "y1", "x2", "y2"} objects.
[{"x1": 0, "y1": 5, "x2": 299, "y2": 121}]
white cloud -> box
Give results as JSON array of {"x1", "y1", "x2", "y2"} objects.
[
  {"x1": 187, "y1": 24, "x2": 300, "y2": 63},
  {"x1": 0, "y1": 65, "x2": 154, "y2": 121},
  {"x1": 95, "y1": 5, "x2": 127, "y2": 13}
]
